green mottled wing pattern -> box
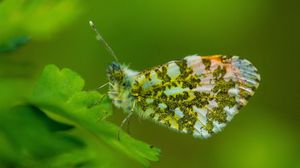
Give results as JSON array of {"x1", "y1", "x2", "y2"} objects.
[{"x1": 131, "y1": 55, "x2": 260, "y2": 138}]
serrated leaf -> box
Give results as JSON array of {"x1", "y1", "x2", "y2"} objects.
[{"x1": 30, "y1": 64, "x2": 160, "y2": 167}]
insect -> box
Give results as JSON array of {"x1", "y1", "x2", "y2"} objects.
[{"x1": 90, "y1": 21, "x2": 260, "y2": 139}]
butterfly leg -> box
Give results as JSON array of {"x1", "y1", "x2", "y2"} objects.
[
  {"x1": 126, "y1": 119, "x2": 131, "y2": 135},
  {"x1": 97, "y1": 82, "x2": 113, "y2": 90},
  {"x1": 87, "y1": 94, "x2": 109, "y2": 123},
  {"x1": 88, "y1": 94, "x2": 107, "y2": 109},
  {"x1": 117, "y1": 101, "x2": 135, "y2": 140}
]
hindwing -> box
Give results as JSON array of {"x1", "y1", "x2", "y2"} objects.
[{"x1": 131, "y1": 55, "x2": 260, "y2": 138}]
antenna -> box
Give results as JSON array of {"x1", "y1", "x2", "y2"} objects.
[{"x1": 89, "y1": 20, "x2": 119, "y2": 62}]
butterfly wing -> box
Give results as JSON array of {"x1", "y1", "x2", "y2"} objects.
[{"x1": 131, "y1": 55, "x2": 260, "y2": 138}]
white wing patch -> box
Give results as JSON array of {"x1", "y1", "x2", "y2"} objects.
[
  {"x1": 167, "y1": 62, "x2": 181, "y2": 79},
  {"x1": 113, "y1": 55, "x2": 261, "y2": 139}
]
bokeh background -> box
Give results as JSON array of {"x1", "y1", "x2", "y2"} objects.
[{"x1": 1, "y1": 0, "x2": 300, "y2": 168}]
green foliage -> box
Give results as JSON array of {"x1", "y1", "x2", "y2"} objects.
[
  {"x1": 0, "y1": 1, "x2": 161, "y2": 164},
  {"x1": 0, "y1": 64, "x2": 160, "y2": 168},
  {"x1": 0, "y1": 105, "x2": 83, "y2": 167},
  {"x1": 0, "y1": 0, "x2": 80, "y2": 52}
]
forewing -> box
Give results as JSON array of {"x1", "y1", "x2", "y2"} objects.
[{"x1": 131, "y1": 55, "x2": 260, "y2": 138}]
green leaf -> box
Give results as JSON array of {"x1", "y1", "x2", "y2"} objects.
[
  {"x1": 30, "y1": 64, "x2": 160, "y2": 167},
  {"x1": 32, "y1": 64, "x2": 85, "y2": 103},
  {"x1": 0, "y1": 105, "x2": 84, "y2": 167}
]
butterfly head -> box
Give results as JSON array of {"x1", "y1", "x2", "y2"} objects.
[
  {"x1": 107, "y1": 61, "x2": 124, "y2": 83},
  {"x1": 107, "y1": 62, "x2": 138, "y2": 109},
  {"x1": 107, "y1": 62, "x2": 126, "y2": 107}
]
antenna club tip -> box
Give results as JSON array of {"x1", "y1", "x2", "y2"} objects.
[{"x1": 89, "y1": 20, "x2": 94, "y2": 27}]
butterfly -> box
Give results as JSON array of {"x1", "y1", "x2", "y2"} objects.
[
  {"x1": 89, "y1": 21, "x2": 260, "y2": 139},
  {"x1": 107, "y1": 55, "x2": 260, "y2": 138}
]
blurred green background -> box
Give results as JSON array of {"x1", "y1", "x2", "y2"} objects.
[{"x1": 1, "y1": 0, "x2": 300, "y2": 168}]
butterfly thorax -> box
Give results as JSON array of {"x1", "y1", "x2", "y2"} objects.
[{"x1": 107, "y1": 62, "x2": 138, "y2": 113}]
